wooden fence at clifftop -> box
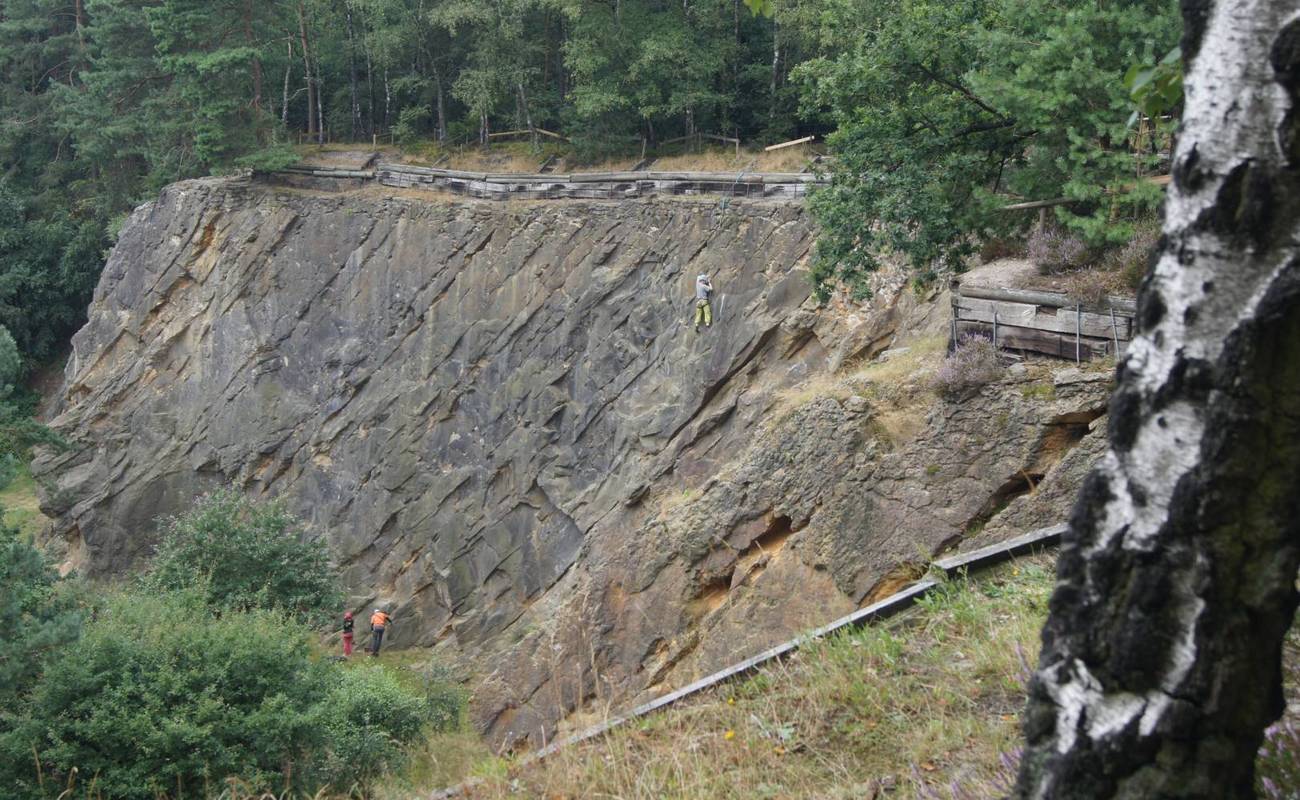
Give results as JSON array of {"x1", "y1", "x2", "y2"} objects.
[
  {"x1": 257, "y1": 162, "x2": 828, "y2": 201},
  {"x1": 952, "y1": 281, "x2": 1138, "y2": 361}
]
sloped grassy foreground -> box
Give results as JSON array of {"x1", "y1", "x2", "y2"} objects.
[
  {"x1": 443, "y1": 555, "x2": 1300, "y2": 800},
  {"x1": 452, "y1": 558, "x2": 1052, "y2": 799}
]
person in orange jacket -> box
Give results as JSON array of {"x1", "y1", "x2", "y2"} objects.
[
  {"x1": 369, "y1": 607, "x2": 392, "y2": 657},
  {"x1": 341, "y1": 611, "x2": 355, "y2": 657}
]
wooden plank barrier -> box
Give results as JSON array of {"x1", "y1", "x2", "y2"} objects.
[
  {"x1": 429, "y1": 523, "x2": 1066, "y2": 799},
  {"x1": 765, "y1": 135, "x2": 816, "y2": 151},
  {"x1": 256, "y1": 163, "x2": 828, "y2": 201},
  {"x1": 952, "y1": 280, "x2": 1136, "y2": 361}
]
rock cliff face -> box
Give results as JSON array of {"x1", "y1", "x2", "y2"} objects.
[{"x1": 36, "y1": 177, "x2": 1110, "y2": 747}]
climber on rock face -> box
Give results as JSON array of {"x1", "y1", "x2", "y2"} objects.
[
  {"x1": 369, "y1": 606, "x2": 392, "y2": 657},
  {"x1": 694, "y1": 273, "x2": 714, "y2": 332}
]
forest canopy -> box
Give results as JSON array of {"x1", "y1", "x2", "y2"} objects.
[{"x1": 0, "y1": 0, "x2": 1180, "y2": 364}]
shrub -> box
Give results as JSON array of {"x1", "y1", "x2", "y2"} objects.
[
  {"x1": 1026, "y1": 226, "x2": 1090, "y2": 274},
  {"x1": 1104, "y1": 221, "x2": 1161, "y2": 291},
  {"x1": 2, "y1": 591, "x2": 329, "y2": 800},
  {"x1": 1, "y1": 588, "x2": 445, "y2": 800},
  {"x1": 978, "y1": 236, "x2": 1026, "y2": 263},
  {"x1": 423, "y1": 660, "x2": 470, "y2": 732},
  {"x1": 1059, "y1": 268, "x2": 1126, "y2": 308},
  {"x1": 933, "y1": 335, "x2": 1005, "y2": 398},
  {"x1": 0, "y1": 518, "x2": 81, "y2": 709},
  {"x1": 141, "y1": 489, "x2": 339, "y2": 625},
  {"x1": 0, "y1": 324, "x2": 20, "y2": 397},
  {"x1": 393, "y1": 106, "x2": 428, "y2": 147},
  {"x1": 316, "y1": 664, "x2": 432, "y2": 789}
]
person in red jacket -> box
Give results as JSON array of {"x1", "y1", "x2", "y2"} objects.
[
  {"x1": 369, "y1": 607, "x2": 392, "y2": 657},
  {"x1": 341, "y1": 611, "x2": 355, "y2": 657}
]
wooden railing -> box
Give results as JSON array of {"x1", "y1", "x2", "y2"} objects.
[
  {"x1": 952, "y1": 281, "x2": 1137, "y2": 361},
  {"x1": 255, "y1": 162, "x2": 828, "y2": 201}
]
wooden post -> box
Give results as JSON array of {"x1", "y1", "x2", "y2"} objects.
[
  {"x1": 1110, "y1": 307, "x2": 1121, "y2": 355},
  {"x1": 1075, "y1": 303, "x2": 1082, "y2": 363},
  {"x1": 993, "y1": 309, "x2": 999, "y2": 350},
  {"x1": 950, "y1": 279, "x2": 962, "y2": 351}
]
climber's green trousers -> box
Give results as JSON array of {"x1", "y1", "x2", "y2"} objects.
[{"x1": 694, "y1": 299, "x2": 712, "y2": 329}]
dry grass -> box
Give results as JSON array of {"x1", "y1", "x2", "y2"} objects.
[
  {"x1": 845, "y1": 335, "x2": 950, "y2": 396},
  {"x1": 1, "y1": 464, "x2": 51, "y2": 541},
  {"x1": 376, "y1": 139, "x2": 822, "y2": 175},
  {"x1": 646, "y1": 145, "x2": 818, "y2": 174},
  {"x1": 455, "y1": 557, "x2": 1054, "y2": 799},
  {"x1": 767, "y1": 336, "x2": 949, "y2": 430}
]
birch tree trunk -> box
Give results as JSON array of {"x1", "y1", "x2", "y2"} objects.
[
  {"x1": 1015, "y1": 1, "x2": 1300, "y2": 797},
  {"x1": 281, "y1": 39, "x2": 293, "y2": 127},
  {"x1": 297, "y1": 3, "x2": 317, "y2": 138},
  {"x1": 434, "y1": 68, "x2": 446, "y2": 143},
  {"x1": 345, "y1": 4, "x2": 360, "y2": 140}
]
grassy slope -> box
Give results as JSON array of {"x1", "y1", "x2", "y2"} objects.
[
  {"x1": 416, "y1": 557, "x2": 1056, "y2": 799},
  {"x1": 335, "y1": 649, "x2": 497, "y2": 798},
  {"x1": 1, "y1": 463, "x2": 51, "y2": 541}
]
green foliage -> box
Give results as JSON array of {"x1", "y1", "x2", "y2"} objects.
[
  {"x1": 0, "y1": 181, "x2": 107, "y2": 365},
  {"x1": 317, "y1": 663, "x2": 431, "y2": 787},
  {"x1": 2, "y1": 591, "x2": 324, "y2": 799},
  {"x1": 140, "y1": 489, "x2": 340, "y2": 624},
  {"x1": 1125, "y1": 46, "x2": 1183, "y2": 127},
  {"x1": 0, "y1": 325, "x2": 21, "y2": 396},
  {"x1": 0, "y1": 587, "x2": 449, "y2": 798},
  {"x1": 422, "y1": 660, "x2": 470, "y2": 732},
  {"x1": 798, "y1": 0, "x2": 1180, "y2": 299},
  {"x1": 0, "y1": 518, "x2": 81, "y2": 710},
  {"x1": 0, "y1": 403, "x2": 66, "y2": 491},
  {"x1": 0, "y1": 480, "x2": 460, "y2": 799}
]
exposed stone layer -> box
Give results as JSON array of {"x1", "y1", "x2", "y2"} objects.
[{"x1": 36, "y1": 178, "x2": 1109, "y2": 747}]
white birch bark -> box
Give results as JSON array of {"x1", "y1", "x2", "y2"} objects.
[{"x1": 1016, "y1": 0, "x2": 1300, "y2": 796}]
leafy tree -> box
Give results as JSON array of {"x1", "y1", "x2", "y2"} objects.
[
  {"x1": 0, "y1": 181, "x2": 105, "y2": 365},
  {"x1": 140, "y1": 488, "x2": 340, "y2": 623},
  {"x1": 797, "y1": 0, "x2": 1179, "y2": 299}
]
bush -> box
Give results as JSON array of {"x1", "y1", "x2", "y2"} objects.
[
  {"x1": 978, "y1": 236, "x2": 1026, "y2": 263},
  {"x1": 2, "y1": 591, "x2": 328, "y2": 799},
  {"x1": 2, "y1": 589, "x2": 443, "y2": 799},
  {"x1": 0, "y1": 518, "x2": 81, "y2": 709},
  {"x1": 423, "y1": 661, "x2": 469, "y2": 733},
  {"x1": 1059, "y1": 269, "x2": 1127, "y2": 308},
  {"x1": 1026, "y1": 226, "x2": 1090, "y2": 274},
  {"x1": 141, "y1": 489, "x2": 340, "y2": 625},
  {"x1": 394, "y1": 107, "x2": 429, "y2": 147},
  {"x1": 933, "y1": 335, "x2": 1005, "y2": 398},
  {"x1": 1103, "y1": 222, "x2": 1161, "y2": 291},
  {"x1": 316, "y1": 664, "x2": 432, "y2": 789}
]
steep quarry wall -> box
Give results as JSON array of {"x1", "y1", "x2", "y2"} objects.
[{"x1": 35, "y1": 177, "x2": 1109, "y2": 747}]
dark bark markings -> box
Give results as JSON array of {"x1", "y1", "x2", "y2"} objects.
[{"x1": 1015, "y1": 2, "x2": 1300, "y2": 798}]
